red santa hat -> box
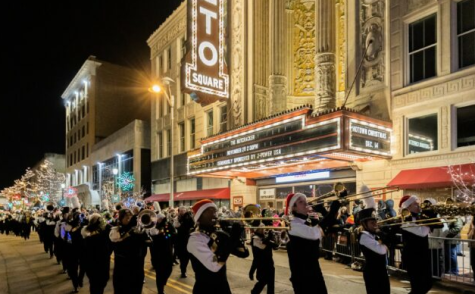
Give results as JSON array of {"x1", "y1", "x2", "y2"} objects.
[
  {"x1": 399, "y1": 195, "x2": 419, "y2": 210},
  {"x1": 192, "y1": 199, "x2": 217, "y2": 222},
  {"x1": 285, "y1": 193, "x2": 307, "y2": 215}
]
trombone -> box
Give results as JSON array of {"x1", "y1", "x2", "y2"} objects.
[
  {"x1": 309, "y1": 184, "x2": 400, "y2": 206},
  {"x1": 377, "y1": 208, "x2": 456, "y2": 228},
  {"x1": 219, "y1": 204, "x2": 289, "y2": 230}
]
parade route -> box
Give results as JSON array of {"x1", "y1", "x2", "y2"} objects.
[{"x1": 1, "y1": 233, "x2": 473, "y2": 294}]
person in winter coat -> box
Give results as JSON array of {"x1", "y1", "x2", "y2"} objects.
[{"x1": 82, "y1": 213, "x2": 112, "y2": 294}]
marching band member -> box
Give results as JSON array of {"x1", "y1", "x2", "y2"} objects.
[
  {"x1": 357, "y1": 208, "x2": 390, "y2": 294},
  {"x1": 399, "y1": 195, "x2": 434, "y2": 294},
  {"x1": 149, "y1": 213, "x2": 176, "y2": 294},
  {"x1": 187, "y1": 199, "x2": 249, "y2": 294},
  {"x1": 174, "y1": 206, "x2": 195, "y2": 278},
  {"x1": 109, "y1": 208, "x2": 148, "y2": 294},
  {"x1": 249, "y1": 224, "x2": 278, "y2": 294},
  {"x1": 285, "y1": 192, "x2": 340, "y2": 294},
  {"x1": 82, "y1": 213, "x2": 112, "y2": 294}
]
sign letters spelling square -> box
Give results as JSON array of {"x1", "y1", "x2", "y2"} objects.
[{"x1": 184, "y1": 0, "x2": 229, "y2": 100}]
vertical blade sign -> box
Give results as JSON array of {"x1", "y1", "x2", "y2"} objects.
[{"x1": 183, "y1": 0, "x2": 229, "y2": 104}]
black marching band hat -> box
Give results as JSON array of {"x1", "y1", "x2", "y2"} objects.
[{"x1": 356, "y1": 208, "x2": 376, "y2": 225}]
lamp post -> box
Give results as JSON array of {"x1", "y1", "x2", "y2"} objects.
[{"x1": 150, "y1": 77, "x2": 175, "y2": 208}]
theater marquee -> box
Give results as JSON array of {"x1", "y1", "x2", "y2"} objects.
[
  {"x1": 183, "y1": 0, "x2": 229, "y2": 104},
  {"x1": 187, "y1": 107, "x2": 393, "y2": 177}
]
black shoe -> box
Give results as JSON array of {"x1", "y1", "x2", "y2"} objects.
[
  {"x1": 173, "y1": 260, "x2": 179, "y2": 265},
  {"x1": 180, "y1": 273, "x2": 187, "y2": 278},
  {"x1": 78, "y1": 281, "x2": 83, "y2": 288},
  {"x1": 457, "y1": 253, "x2": 465, "y2": 257}
]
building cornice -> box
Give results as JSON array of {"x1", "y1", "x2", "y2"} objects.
[
  {"x1": 61, "y1": 56, "x2": 102, "y2": 100},
  {"x1": 147, "y1": 1, "x2": 186, "y2": 58}
]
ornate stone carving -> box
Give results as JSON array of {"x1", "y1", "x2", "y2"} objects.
[
  {"x1": 337, "y1": 0, "x2": 346, "y2": 93},
  {"x1": 360, "y1": 0, "x2": 385, "y2": 88},
  {"x1": 314, "y1": 0, "x2": 336, "y2": 111},
  {"x1": 269, "y1": 75, "x2": 287, "y2": 114},
  {"x1": 315, "y1": 53, "x2": 336, "y2": 109},
  {"x1": 254, "y1": 85, "x2": 269, "y2": 120},
  {"x1": 231, "y1": 0, "x2": 245, "y2": 126},
  {"x1": 292, "y1": 0, "x2": 315, "y2": 96},
  {"x1": 393, "y1": 73, "x2": 475, "y2": 109}
]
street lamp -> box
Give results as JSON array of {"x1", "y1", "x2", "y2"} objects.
[{"x1": 150, "y1": 77, "x2": 175, "y2": 208}]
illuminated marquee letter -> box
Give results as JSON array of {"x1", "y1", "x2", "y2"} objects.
[{"x1": 184, "y1": 0, "x2": 229, "y2": 100}]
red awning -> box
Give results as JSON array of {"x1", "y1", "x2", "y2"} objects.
[
  {"x1": 145, "y1": 188, "x2": 230, "y2": 202},
  {"x1": 387, "y1": 164, "x2": 475, "y2": 189}
]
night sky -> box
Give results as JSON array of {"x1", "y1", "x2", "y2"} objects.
[{"x1": 1, "y1": 0, "x2": 183, "y2": 190}]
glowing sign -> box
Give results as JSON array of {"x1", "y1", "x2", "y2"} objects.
[
  {"x1": 276, "y1": 171, "x2": 331, "y2": 184},
  {"x1": 184, "y1": 0, "x2": 229, "y2": 100},
  {"x1": 64, "y1": 187, "x2": 78, "y2": 198}
]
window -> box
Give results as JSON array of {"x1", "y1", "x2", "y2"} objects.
[
  {"x1": 167, "y1": 130, "x2": 171, "y2": 157},
  {"x1": 207, "y1": 111, "x2": 214, "y2": 136},
  {"x1": 276, "y1": 187, "x2": 292, "y2": 199},
  {"x1": 87, "y1": 122, "x2": 89, "y2": 134},
  {"x1": 294, "y1": 185, "x2": 314, "y2": 198},
  {"x1": 190, "y1": 118, "x2": 196, "y2": 149},
  {"x1": 458, "y1": 0, "x2": 475, "y2": 69},
  {"x1": 74, "y1": 151, "x2": 76, "y2": 164},
  {"x1": 407, "y1": 113, "x2": 438, "y2": 154},
  {"x1": 456, "y1": 104, "x2": 475, "y2": 147},
  {"x1": 70, "y1": 136, "x2": 73, "y2": 147},
  {"x1": 86, "y1": 143, "x2": 89, "y2": 157},
  {"x1": 220, "y1": 106, "x2": 227, "y2": 133},
  {"x1": 409, "y1": 14, "x2": 437, "y2": 83},
  {"x1": 69, "y1": 154, "x2": 72, "y2": 167},
  {"x1": 82, "y1": 104, "x2": 85, "y2": 118},
  {"x1": 179, "y1": 122, "x2": 185, "y2": 152},
  {"x1": 82, "y1": 145, "x2": 85, "y2": 160},
  {"x1": 82, "y1": 125, "x2": 85, "y2": 138},
  {"x1": 158, "y1": 132, "x2": 163, "y2": 159},
  {"x1": 168, "y1": 47, "x2": 172, "y2": 70}
]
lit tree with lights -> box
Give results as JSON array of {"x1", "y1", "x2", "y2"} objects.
[
  {"x1": 36, "y1": 159, "x2": 66, "y2": 202},
  {"x1": 447, "y1": 163, "x2": 475, "y2": 204}
]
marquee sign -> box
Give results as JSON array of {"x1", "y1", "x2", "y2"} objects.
[
  {"x1": 349, "y1": 119, "x2": 391, "y2": 156},
  {"x1": 183, "y1": 0, "x2": 229, "y2": 104},
  {"x1": 188, "y1": 115, "x2": 341, "y2": 174},
  {"x1": 187, "y1": 108, "x2": 392, "y2": 176}
]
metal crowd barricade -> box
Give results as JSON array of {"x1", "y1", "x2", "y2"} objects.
[{"x1": 320, "y1": 234, "x2": 475, "y2": 286}]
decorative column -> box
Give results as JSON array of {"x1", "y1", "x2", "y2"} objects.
[
  {"x1": 231, "y1": 0, "x2": 246, "y2": 127},
  {"x1": 314, "y1": 0, "x2": 336, "y2": 111},
  {"x1": 269, "y1": 0, "x2": 287, "y2": 114}
]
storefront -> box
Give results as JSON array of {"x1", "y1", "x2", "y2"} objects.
[{"x1": 187, "y1": 106, "x2": 392, "y2": 209}]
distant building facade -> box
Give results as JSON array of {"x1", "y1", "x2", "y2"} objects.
[{"x1": 61, "y1": 56, "x2": 151, "y2": 206}]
